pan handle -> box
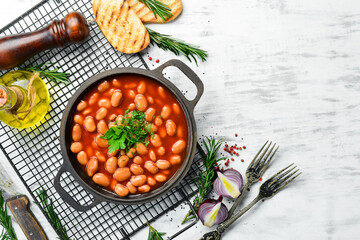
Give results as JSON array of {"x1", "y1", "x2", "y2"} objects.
[
  {"x1": 54, "y1": 165, "x2": 101, "y2": 212},
  {"x1": 153, "y1": 59, "x2": 204, "y2": 111}
]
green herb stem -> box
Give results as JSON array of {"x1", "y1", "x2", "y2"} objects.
[
  {"x1": 146, "y1": 222, "x2": 165, "y2": 240},
  {"x1": 35, "y1": 189, "x2": 72, "y2": 240},
  {"x1": 21, "y1": 63, "x2": 70, "y2": 84},
  {"x1": 139, "y1": 0, "x2": 173, "y2": 22},
  {"x1": 0, "y1": 190, "x2": 17, "y2": 240},
  {"x1": 147, "y1": 28, "x2": 208, "y2": 65},
  {"x1": 181, "y1": 136, "x2": 225, "y2": 224}
]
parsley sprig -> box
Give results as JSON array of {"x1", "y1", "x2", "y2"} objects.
[{"x1": 101, "y1": 110, "x2": 153, "y2": 153}]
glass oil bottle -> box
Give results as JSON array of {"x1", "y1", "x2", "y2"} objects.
[{"x1": 0, "y1": 70, "x2": 50, "y2": 129}]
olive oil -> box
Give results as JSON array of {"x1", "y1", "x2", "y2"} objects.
[{"x1": 0, "y1": 70, "x2": 50, "y2": 129}]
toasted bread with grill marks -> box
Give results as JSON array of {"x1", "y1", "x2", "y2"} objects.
[
  {"x1": 93, "y1": 0, "x2": 150, "y2": 53},
  {"x1": 128, "y1": 0, "x2": 183, "y2": 23}
]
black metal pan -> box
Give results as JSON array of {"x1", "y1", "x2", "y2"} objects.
[{"x1": 54, "y1": 59, "x2": 203, "y2": 211}]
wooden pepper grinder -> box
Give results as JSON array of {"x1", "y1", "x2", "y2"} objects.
[{"x1": 0, "y1": 12, "x2": 89, "y2": 70}]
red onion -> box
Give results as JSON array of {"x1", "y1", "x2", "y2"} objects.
[
  {"x1": 213, "y1": 169, "x2": 243, "y2": 199},
  {"x1": 198, "y1": 196, "x2": 228, "y2": 227}
]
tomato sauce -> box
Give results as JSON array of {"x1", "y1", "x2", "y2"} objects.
[{"x1": 70, "y1": 74, "x2": 188, "y2": 196}]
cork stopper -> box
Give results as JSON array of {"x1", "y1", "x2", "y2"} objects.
[{"x1": 0, "y1": 87, "x2": 7, "y2": 108}]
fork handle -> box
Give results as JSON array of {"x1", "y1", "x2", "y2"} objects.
[
  {"x1": 219, "y1": 196, "x2": 261, "y2": 231},
  {"x1": 228, "y1": 181, "x2": 251, "y2": 217},
  {"x1": 199, "y1": 196, "x2": 261, "y2": 240}
]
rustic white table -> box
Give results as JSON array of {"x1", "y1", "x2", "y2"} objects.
[{"x1": 1, "y1": 0, "x2": 360, "y2": 239}]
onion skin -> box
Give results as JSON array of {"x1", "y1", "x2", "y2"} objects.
[
  {"x1": 214, "y1": 169, "x2": 243, "y2": 199},
  {"x1": 198, "y1": 196, "x2": 228, "y2": 228}
]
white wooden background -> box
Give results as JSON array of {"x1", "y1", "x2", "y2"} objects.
[{"x1": 1, "y1": 0, "x2": 360, "y2": 239}]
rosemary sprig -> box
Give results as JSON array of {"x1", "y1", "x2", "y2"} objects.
[
  {"x1": 146, "y1": 222, "x2": 165, "y2": 240},
  {"x1": 181, "y1": 136, "x2": 225, "y2": 224},
  {"x1": 35, "y1": 189, "x2": 72, "y2": 240},
  {"x1": 0, "y1": 190, "x2": 17, "y2": 240},
  {"x1": 147, "y1": 28, "x2": 208, "y2": 65},
  {"x1": 139, "y1": 0, "x2": 173, "y2": 22},
  {"x1": 21, "y1": 63, "x2": 70, "y2": 84}
]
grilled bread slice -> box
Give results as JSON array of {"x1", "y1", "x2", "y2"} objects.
[
  {"x1": 93, "y1": 0, "x2": 150, "y2": 53},
  {"x1": 128, "y1": 0, "x2": 183, "y2": 23}
]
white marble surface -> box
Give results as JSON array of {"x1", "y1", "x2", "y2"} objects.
[{"x1": 1, "y1": 0, "x2": 360, "y2": 239}]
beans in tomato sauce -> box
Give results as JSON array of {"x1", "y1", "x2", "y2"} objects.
[{"x1": 70, "y1": 74, "x2": 188, "y2": 197}]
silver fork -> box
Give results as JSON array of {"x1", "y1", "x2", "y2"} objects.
[
  {"x1": 200, "y1": 164, "x2": 301, "y2": 240},
  {"x1": 228, "y1": 140, "x2": 279, "y2": 217}
]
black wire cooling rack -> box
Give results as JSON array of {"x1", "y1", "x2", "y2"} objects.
[{"x1": 0, "y1": 0, "x2": 203, "y2": 239}]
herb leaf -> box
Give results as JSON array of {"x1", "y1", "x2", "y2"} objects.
[
  {"x1": 101, "y1": 110, "x2": 153, "y2": 153},
  {"x1": 181, "y1": 136, "x2": 225, "y2": 224},
  {"x1": 147, "y1": 28, "x2": 208, "y2": 65},
  {"x1": 21, "y1": 63, "x2": 70, "y2": 84},
  {"x1": 138, "y1": 0, "x2": 173, "y2": 22},
  {"x1": 35, "y1": 188, "x2": 73, "y2": 240},
  {"x1": 146, "y1": 222, "x2": 165, "y2": 240},
  {"x1": 0, "y1": 190, "x2": 17, "y2": 240},
  {"x1": 119, "y1": 135, "x2": 126, "y2": 149}
]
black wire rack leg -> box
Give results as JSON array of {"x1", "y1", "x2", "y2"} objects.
[{"x1": 168, "y1": 189, "x2": 199, "y2": 240}]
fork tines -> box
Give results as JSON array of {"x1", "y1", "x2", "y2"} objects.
[
  {"x1": 268, "y1": 163, "x2": 302, "y2": 193},
  {"x1": 248, "y1": 140, "x2": 279, "y2": 176}
]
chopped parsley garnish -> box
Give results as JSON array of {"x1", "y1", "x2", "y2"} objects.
[{"x1": 101, "y1": 110, "x2": 153, "y2": 153}]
